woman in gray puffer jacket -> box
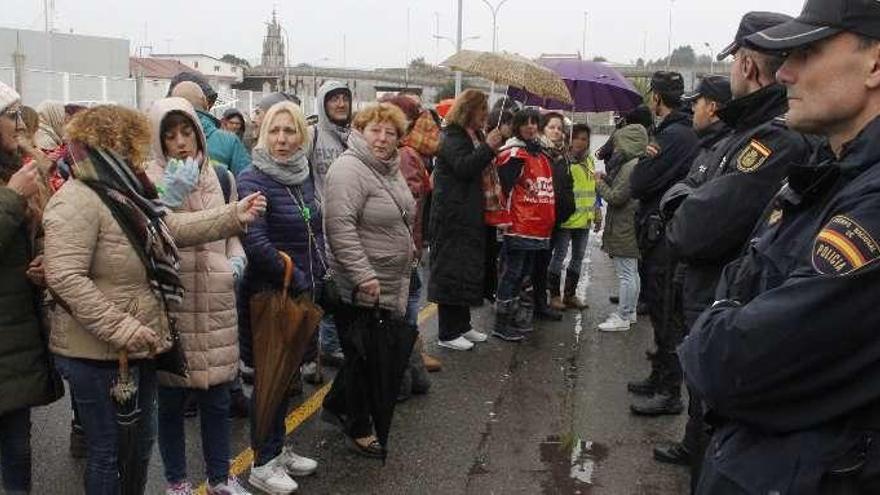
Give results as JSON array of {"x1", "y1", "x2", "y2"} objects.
[{"x1": 321, "y1": 103, "x2": 415, "y2": 458}]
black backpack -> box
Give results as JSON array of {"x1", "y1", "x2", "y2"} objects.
[{"x1": 213, "y1": 164, "x2": 233, "y2": 203}]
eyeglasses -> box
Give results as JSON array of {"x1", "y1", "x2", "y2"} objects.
[{"x1": 2, "y1": 107, "x2": 23, "y2": 123}]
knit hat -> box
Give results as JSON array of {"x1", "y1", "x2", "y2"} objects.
[
  {"x1": 171, "y1": 81, "x2": 207, "y2": 111},
  {"x1": 0, "y1": 81, "x2": 20, "y2": 113}
]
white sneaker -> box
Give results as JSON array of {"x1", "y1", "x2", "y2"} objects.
[
  {"x1": 461, "y1": 329, "x2": 488, "y2": 343},
  {"x1": 248, "y1": 460, "x2": 298, "y2": 494},
  {"x1": 208, "y1": 476, "x2": 251, "y2": 495},
  {"x1": 437, "y1": 336, "x2": 475, "y2": 351},
  {"x1": 278, "y1": 447, "x2": 318, "y2": 477},
  {"x1": 598, "y1": 313, "x2": 631, "y2": 332},
  {"x1": 166, "y1": 481, "x2": 193, "y2": 495}
]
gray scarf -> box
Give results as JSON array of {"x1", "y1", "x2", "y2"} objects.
[
  {"x1": 252, "y1": 147, "x2": 310, "y2": 186},
  {"x1": 346, "y1": 131, "x2": 400, "y2": 176}
]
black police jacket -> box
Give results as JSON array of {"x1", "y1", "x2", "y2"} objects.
[
  {"x1": 679, "y1": 116, "x2": 880, "y2": 494},
  {"x1": 667, "y1": 85, "x2": 812, "y2": 325},
  {"x1": 630, "y1": 110, "x2": 700, "y2": 233}
]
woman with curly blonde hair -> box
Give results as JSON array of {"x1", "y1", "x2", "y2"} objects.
[{"x1": 42, "y1": 104, "x2": 267, "y2": 494}]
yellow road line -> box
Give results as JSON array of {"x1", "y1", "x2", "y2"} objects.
[{"x1": 195, "y1": 303, "x2": 437, "y2": 493}]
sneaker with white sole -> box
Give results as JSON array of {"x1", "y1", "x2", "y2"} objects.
[
  {"x1": 208, "y1": 476, "x2": 251, "y2": 495},
  {"x1": 598, "y1": 313, "x2": 631, "y2": 332},
  {"x1": 437, "y1": 336, "x2": 474, "y2": 351},
  {"x1": 627, "y1": 313, "x2": 638, "y2": 324},
  {"x1": 278, "y1": 447, "x2": 318, "y2": 477},
  {"x1": 166, "y1": 481, "x2": 193, "y2": 495},
  {"x1": 461, "y1": 329, "x2": 488, "y2": 343},
  {"x1": 248, "y1": 460, "x2": 298, "y2": 494}
]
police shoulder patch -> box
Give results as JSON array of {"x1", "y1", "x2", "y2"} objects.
[
  {"x1": 736, "y1": 139, "x2": 772, "y2": 173},
  {"x1": 812, "y1": 215, "x2": 880, "y2": 275}
]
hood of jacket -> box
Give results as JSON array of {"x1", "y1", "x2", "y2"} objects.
[
  {"x1": 655, "y1": 110, "x2": 693, "y2": 136},
  {"x1": 718, "y1": 84, "x2": 788, "y2": 131},
  {"x1": 613, "y1": 124, "x2": 649, "y2": 162},
  {"x1": 317, "y1": 80, "x2": 353, "y2": 130},
  {"x1": 147, "y1": 97, "x2": 209, "y2": 169}
]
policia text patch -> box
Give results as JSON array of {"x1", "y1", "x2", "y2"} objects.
[{"x1": 813, "y1": 215, "x2": 880, "y2": 275}]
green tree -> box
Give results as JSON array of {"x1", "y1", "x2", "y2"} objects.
[{"x1": 220, "y1": 54, "x2": 250, "y2": 68}]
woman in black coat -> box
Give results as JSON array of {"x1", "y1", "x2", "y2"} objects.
[{"x1": 428, "y1": 90, "x2": 503, "y2": 351}]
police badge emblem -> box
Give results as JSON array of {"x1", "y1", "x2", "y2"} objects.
[{"x1": 736, "y1": 139, "x2": 772, "y2": 173}]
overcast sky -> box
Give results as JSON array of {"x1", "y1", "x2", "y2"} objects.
[{"x1": 7, "y1": 0, "x2": 807, "y2": 68}]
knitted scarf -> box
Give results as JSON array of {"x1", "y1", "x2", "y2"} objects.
[{"x1": 68, "y1": 143, "x2": 185, "y2": 306}]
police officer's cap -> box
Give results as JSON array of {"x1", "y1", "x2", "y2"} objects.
[
  {"x1": 717, "y1": 12, "x2": 795, "y2": 61},
  {"x1": 746, "y1": 0, "x2": 880, "y2": 53},
  {"x1": 682, "y1": 75, "x2": 733, "y2": 105},
  {"x1": 649, "y1": 71, "x2": 685, "y2": 96}
]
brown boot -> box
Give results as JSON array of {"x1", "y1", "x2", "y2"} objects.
[
  {"x1": 548, "y1": 272, "x2": 566, "y2": 311},
  {"x1": 564, "y1": 269, "x2": 588, "y2": 309},
  {"x1": 416, "y1": 335, "x2": 442, "y2": 372}
]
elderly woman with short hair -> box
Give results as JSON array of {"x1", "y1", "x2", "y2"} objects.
[{"x1": 321, "y1": 102, "x2": 416, "y2": 458}]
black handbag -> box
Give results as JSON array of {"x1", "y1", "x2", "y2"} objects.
[{"x1": 287, "y1": 186, "x2": 342, "y2": 314}]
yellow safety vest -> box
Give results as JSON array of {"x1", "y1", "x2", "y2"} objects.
[{"x1": 561, "y1": 155, "x2": 597, "y2": 229}]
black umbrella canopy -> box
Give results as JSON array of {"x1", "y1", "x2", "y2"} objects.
[
  {"x1": 347, "y1": 309, "x2": 418, "y2": 459},
  {"x1": 111, "y1": 352, "x2": 149, "y2": 495}
]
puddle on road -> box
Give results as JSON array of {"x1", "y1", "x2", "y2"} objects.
[{"x1": 540, "y1": 434, "x2": 609, "y2": 494}]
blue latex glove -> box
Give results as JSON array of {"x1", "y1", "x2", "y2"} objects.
[
  {"x1": 159, "y1": 157, "x2": 200, "y2": 208},
  {"x1": 230, "y1": 256, "x2": 246, "y2": 281}
]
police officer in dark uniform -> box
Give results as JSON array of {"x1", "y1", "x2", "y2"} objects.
[
  {"x1": 651, "y1": 74, "x2": 734, "y2": 470},
  {"x1": 656, "y1": 13, "x2": 815, "y2": 479},
  {"x1": 681, "y1": 0, "x2": 880, "y2": 492},
  {"x1": 628, "y1": 71, "x2": 700, "y2": 415}
]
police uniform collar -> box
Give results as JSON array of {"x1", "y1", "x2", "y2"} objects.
[
  {"x1": 834, "y1": 115, "x2": 880, "y2": 176},
  {"x1": 696, "y1": 120, "x2": 731, "y2": 144},
  {"x1": 718, "y1": 84, "x2": 788, "y2": 131}
]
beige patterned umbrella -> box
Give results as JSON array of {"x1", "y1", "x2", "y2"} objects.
[{"x1": 441, "y1": 49, "x2": 573, "y2": 104}]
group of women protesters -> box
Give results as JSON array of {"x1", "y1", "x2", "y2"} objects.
[
  {"x1": 429, "y1": 90, "x2": 601, "y2": 348},
  {"x1": 0, "y1": 75, "x2": 602, "y2": 495}
]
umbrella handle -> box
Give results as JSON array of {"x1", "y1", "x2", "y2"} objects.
[
  {"x1": 119, "y1": 350, "x2": 129, "y2": 377},
  {"x1": 279, "y1": 251, "x2": 295, "y2": 293}
]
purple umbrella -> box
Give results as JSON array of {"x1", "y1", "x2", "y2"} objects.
[{"x1": 507, "y1": 58, "x2": 642, "y2": 113}]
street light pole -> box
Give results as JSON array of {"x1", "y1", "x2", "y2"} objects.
[
  {"x1": 704, "y1": 42, "x2": 715, "y2": 74},
  {"x1": 455, "y1": 0, "x2": 463, "y2": 97},
  {"x1": 582, "y1": 11, "x2": 588, "y2": 60},
  {"x1": 666, "y1": 0, "x2": 675, "y2": 69},
  {"x1": 480, "y1": 0, "x2": 510, "y2": 53}
]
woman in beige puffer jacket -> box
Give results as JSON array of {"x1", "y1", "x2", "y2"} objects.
[
  {"x1": 144, "y1": 97, "x2": 248, "y2": 493},
  {"x1": 42, "y1": 104, "x2": 266, "y2": 494}
]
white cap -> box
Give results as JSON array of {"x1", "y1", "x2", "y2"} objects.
[{"x1": 0, "y1": 81, "x2": 20, "y2": 113}]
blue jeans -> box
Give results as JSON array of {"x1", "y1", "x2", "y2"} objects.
[
  {"x1": 497, "y1": 244, "x2": 536, "y2": 302},
  {"x1": 405, "y1": 270, "x2": 422, "y2": 328},
  {"x1": 613, "y1": 257, "x2": 641, "y2": 319},
  {"x1": 56, "y1": 356, "x2": 158, "y2": 495},
  {"x1": 319, "y1": 317, "x2": 342, "y2": 355},
  {"x1": 0, "y1": 408, "x2": 31, "y2": 494},
  {"x1": 549, "y1": 228, "x2": 590, "y2": 276},
  {"x1": 250, "y1": 393, "x2": 290, "y2": 467},
  {"x1": 158, "y1": 384, "x2": 231, "y2": 485}
]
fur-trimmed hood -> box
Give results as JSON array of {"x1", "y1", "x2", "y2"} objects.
[{"x1": 64, "y1": 104, "x2": 152, "y2": 169}]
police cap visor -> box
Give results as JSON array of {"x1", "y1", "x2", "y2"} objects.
[{"x1": 746, "y1": 0, "x2": 880, "y2": 52}]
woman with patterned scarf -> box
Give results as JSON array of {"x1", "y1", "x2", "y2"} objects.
[{"x1": 41, "y1": 105, "x2": 266, "y2": 495}]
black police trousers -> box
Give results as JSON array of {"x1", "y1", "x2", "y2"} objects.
[{"x1": 641, "y1": 240, "x2": 685, "y2": 397}]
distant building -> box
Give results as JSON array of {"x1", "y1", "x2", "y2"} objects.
[
  {"x1": 261, "y1": 9, "x2": 286, "y2": 68},
  {"x1": 0, "y1": 27, "x2": 132, "y2": 106},
  {"x1": 129, "y1": 57, "x2": 195, "y2": 110},
  {"x1": 148, "y1": 53, "x2": 244, "y2": 94}
]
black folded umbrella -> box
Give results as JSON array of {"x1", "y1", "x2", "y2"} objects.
[
  {"x1": 111, "y1": 352, "x2": 148, "y2": 495},
  {"x1": 347, "y1": 308, "x2": 418, "y2": 461}
]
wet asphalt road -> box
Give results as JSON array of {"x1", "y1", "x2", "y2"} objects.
[{"x1": 27, "y1": 235, "x2": 691, "y2": 495}]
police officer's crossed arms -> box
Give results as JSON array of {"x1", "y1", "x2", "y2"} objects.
[{"x1": 680, "y1": 0, "x2": 880, "y2": 493}]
